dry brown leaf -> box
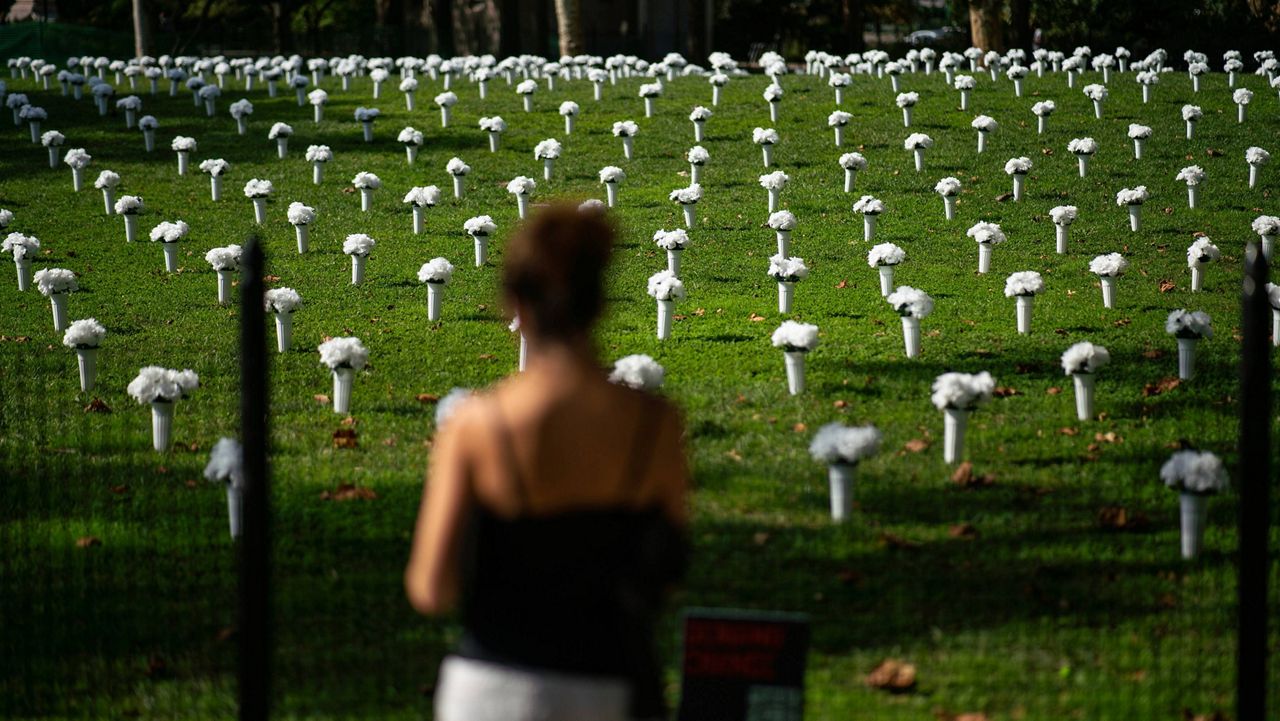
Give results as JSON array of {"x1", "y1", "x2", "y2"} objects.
[
  {"x1": 1205, "y1": 148, "x2": 1224, "y2": 158},
  {"x1": 951, "y1": 462, "x2": 996, "y2": 488},
  {"x1": 1159, "y1": 279, "x2": 1177, "y2": 293},
  {"x1": 1094, "y1": 431, "x2": 1121, "y2": 444},
  {"x1": 76, "y1": 536, "x2": 102, "y2": 548},
  {"x1": 1046, "y1": 387, "x2": 1062, "y2": 395},
  {"x1": 332, "y1": 428, "x2": 358, "y2": 449},
  {"x1": 1113, "y1": 318, "x2": 1131, "y2": 327},
  {"x1": 954, "y1": 715, "x2": 990, "y2": 721},
  {"x1": 836, "y1": 568, "x2": 864, "y2": 586},
  {"x1": 866, "y1": 659, "x2": 917, "y2": 692},
  {"x1": 903, "y1": 438, "x2": 930, "y2": 453},
  {"x1": 478, "y1": 353, "x2": 497, "y2": 360},
  {"x1": 1142, "y1": 349, "x2": 1166, "y2": 359},
  {"x1": 320, "y1": 483, "x2": 378, "y2": 501},
  {"x1": 416, "y1": 393, "x2": 439, "y2": 404},
  {"x1": 878, "y1": 532, "x2": 922, "y2": 550},
  {"x1": 748, "y1": 313, "x2": 766, "y2": 322},
  {"x1": 313, "y1": 394, "x2": 330, "y2": 405},
  {"x1": 993, "y1": 386, "x2": 1020, "y2": 398},
  {"x1": 1059, "y1": 427, "x2": 1079, "y2": 436},
  {"x1": 1098, "y1": 505, "x2": 1149, "y2": 531},
  {"x1": 724, "y1": 449, "x2": 743, "y2": 462},
  {"x1": 833, "y1": 400, "x2": 848, "y2": 409},
  {"x1": 752, "y1": 531, "x2": 770, "y2": 546},
  {"x1": 84, "y1": 398, "x2": 112, "y2": 413},
  {"x1": 1143, "y1": 377, "x2": 1181, "y2": 397},
  {"x1": 673, "y1": 314, "x2": 688, "y2": 321},
  {"x1": 948, "y1": 523, "x2": 979, "y2": 539},
  {"x1": 835, "y1": 279, "x2": 848, "y2": 289},
  {"x1": 110, "y1": 485, "x2": 129, "y2": 494}
]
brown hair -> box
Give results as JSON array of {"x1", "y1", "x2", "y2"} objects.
[{"x1": 502, "y1": 203, "x2": 615, "y2": 340}]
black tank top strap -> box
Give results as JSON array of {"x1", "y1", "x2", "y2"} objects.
[{"x1": 490, "y1": 398, "x2": 532, "y2": 513}]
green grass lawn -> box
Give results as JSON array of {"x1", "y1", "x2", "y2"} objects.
[{"x1": 1, "y1": 62, "x2": 1277, "y2": 720}]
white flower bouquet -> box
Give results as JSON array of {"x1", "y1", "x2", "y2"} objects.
[
  {"x1": 317, "y1": 337, "x2": 368, "y2": 414},
  {"x1": 971, "y1": 115, "x2": 997, "y2": 153},
  {"x1": 287, "y1": 202, "x2": 316, "y2": 253},
  {"x1": 264, "y1": 287, "x2": 301, "y2": 353},
  {"x1": 63, "y1": 147, "x2": 91, "y2": 191},
  {"x1": 63, "y1": 317, "x2": 106, "y2": 391},
  {"x1": 205, "y1": 437, "x2": 245, "y2": 538},
  {"x1": 1166, "y1": 309, "x2": 1213, "y2": 379},
  {"x1": 853, "y1": 195, "x2": 884, "y2": 241},
  {"x1": 1061, "y1": 341, "x2": 1109, "y2": 420},
  {"x1": 648, "y1": 270, "x2": 686, "y2": 340},
  {"x1": 1252, "y1": 215, "x2": 1280, "y2": 261},
  {"x1": 199, "y1": 158, "x2": 229, "y2": 201},
  {"x1": 516, "y1": 78, "x2": 538, "y2": 111},
  {"x1": 534, "y1": 139, "x2": 562, "y2": 181},
  {"x1": 895, "y1": 92, "x2": 918, "y2": 127},
  {"x1": 932, "y1": 176, "x2": 961, "y2": 220},
  {"x1": 478, "y1": 115, "x2": 507, "y2": 152},
  {"x1": 689, "y1": 105, "x2": 712, "y2": 141},
  {"x1": 465, "y1": 215, "x2": 497, "y2": 266},
  {"x1": 670, "y1": 184, "x2": 702, "y2": 228},
  {"x1": 447, "y1": 157, "x2": 471, "y2": 199},
  {"x1": 1085, "y1": 252, "x2": 1126, "y2": 309},
  {"x1": 709, "y1": 71, "x2": 729, "y2": 105},
  {"x1": 267, "y1": 122, "x2": 292, "y2": 158},
  {"x1": 609, "y1": 354, "x2": 665, "y2": 392},
  {"x1": 1247, "y1": 146, "x2": 1269, "y2": 189},
  {"x1": 954, "y1": 74, "x2": 976, "y2": 109},
  {"x1": 1176, "y1": 165, "x2": 1206, "y2": 209},
  {"x1": 931, "y1": 371, "x2": 994, "y2": 463},
  {"x1": 1136, "y1": 70, "x2": 1159, "y2": 103},
  {"x1": 828, "y1": 110, "x2": 851, "y2": 147},
  {"x1": 94, "y1": 170, "x2": 121, "y2": 216},
  {"x1": 3, "y1": 231, "x2": 39, "y2": 290},
  {"x1": 305, "y1": 144, "x2": 332, "y2": 184},
  {"x1": 1234, "y1": 88, "x2": 1253, "y2": 123},
  {"x1": 170, "y1": 135, "x2": 196, "y2": 175},
  {"x1": 1186, "y1": 236, "x2": 1220, "y2": 291},
  {"x1": 967, "y1": 221, "x2": 1006, "y2": 273},
  {"x1": 1004, "y1": 271, "x2": 1044, "y2": 334},
  {"x1": 243, "y1": 179, "x2": 273, "y2": 224},
  {"x1": 352, "y1": 171, "x2": 382, "y2": 212},
  {"x1": 1116, "y1": 186, "x2": 1149, "y2": 231},
  {"x1": 344, "y1": 234, "x2": 376, "y2": 285},
  {"x1": 753, "y1": 127, "x2": 779, "y2": 167},
  {"x1": 1082, "y1": 83, "x2": 1108, "y2": 118},
  {"x1": 418, "y1": 257, "x2": 455, "y2": 321},
  {"x1": 1004, "y1": 157, "x2": 1032, "y2": 200},
  {"x1": 198, "y1": 83, "x2": 221, "y2": 116},
  {"x1": 887, "y1": 285, "x2": 932, "y2": 357},
  {"x1": 205, "y1": 244, "x2": 242, "y2": 305},
  {"x1": 1043, "y1": 204, "x2": 1076, "y2": 254},
  {"x1": 839, "y1": 152, "x2": 867, "y2": 193},
  {"x1": 149, "y1": 220, "x2": 189, "y2": 272},
  {"x1": 1182, "y1": 104, "x2": 1202, "y2": 139},
  {"x1": 809, "y1": 423, "x2": 882, "y2": 521},
  {"x1": 507, "y1": 176, "x2": 536, "y2": 219},
  {"x1": 127, "y1": 366, "x2": 199, "y2": 450},
  {"x1": 771, "y1": 320, "x2": 818, "y2": 394},
  {"x1": 40, "y1": 128, "x2": 65, "y2": 168},
  {"x1": 354, "y1": 106, "x2": 380, "y2": 142},
  {"x1": 229, "y1": 98, "x2": 253, "y2": 134},
  {"x1": 1128, "y1": 124, "x2": 1152, "y2": 160},
  {"x1": 828, "y1": 72, "x2": 851, "y2": 105},
  {"x1": 768, "y1": 210, "x2": 797, "y2": 256},
  {"x1": 403, "y1": 186, "x2": 441, "y2": 235},
  {"x1": 1068, "y1": 137, "x2": 1098, "y2": 177},
  {"x1": 654, "y1": 229, "x2": 691, "y2": 274},
  {"x1": 1160, "y1": 449, "x2": 1228, "y2": 558},
  {"x1": 1031, "y1": 99, "x2": 1055, "y2": 134},
  {"x1": 34, "y1": 267, "x2": 77, "y2": 330},
  {"x1": 868, "y1": 243, "x2": 906, "y2": 297},
  {"x1": 760, "y1": 170, "x2": 789, "y2": 214},
  {"x1": 19, "y1": 103, "x2": 46, "y2": 142},
  {"x1": 639, "y1": 82, "x2": 662, "y2": 117},
  {"x1": 769, "y1": 254, "x2": 808, "y2": 314},
  {"x1": 560, "y1": 101, "x2": 580, "y2": 135}
]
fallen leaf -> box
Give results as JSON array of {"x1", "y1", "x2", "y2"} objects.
[
  {"x1": 1041, "y1": 148, "x2": 1054, "y2": 155},
  {"x1": 1159, "y1": 279, "x2": 1177, "y2": 293},
  {"x1": 332, "y1": 428, "x2": 358, "y2": 449},
  {"x1": 878, "y1": 532, "x2": 922, "y2": 550},
  {"x1": 693, "y1": 308, "x2": 706, "y2": 316},
  {"x1": 951, "y1": 462, "x2": 996, "y2": 488},
  {"x1": 110, "y1": 484, "x2": 129, "y2": 494},
  {"x1": 948, "y1": 523, "x2": 979, "y2": 539},
  {"x1": 836, "y1": 568, "x2": 864, "y2": 585},
  {"x1": 1098, "y1": 505, "x2": 1149, "y2": 531},
  {"x1": 478, "y1": 353, "x2": 497, "y2": 360},
  {"x1": 752, "y1": 531, "x2": 770, "y2": 546},
  {"x1": 76, "y1": 536, "x2": 102, "y2": 548},
  {"x1": 1142, "y1": 377, "x2": 1181, "y2": 397},
  {"x1": 833, "y1": 400, "x2": 848, "y2": 409},
  {"x1": 1046, "y1": 387, "x2": 1062, "y2": 395},
  {"x1": 724, "y1": 449, "x2": 743, "y2": 462},
  {"x1": 866, "y1": 659, "x2": 917, "y2": 692},
  {"x1": 792, "y1": 423, "x2": 807, "y2": 433},
  {"x1": 313, "y1": 394, "x2": 330, "y2": 405},
  {"x1": 1205, "y1": 148, "x2": 1224, "y2": 158},
  {"x1": 993, "y1": 386, "x2": 1020, "y2": 398},
  {"x1": 995, "y1": 192, "x2": 1013, "y2": 202},
  {"x1": 340, "y1": 416, "x2": 357, "y2": 427},
  {"x1": 1059, "y1": 427, "x2": 1079, "y2": 436},
  {"x1": 1142, "y1": 349, "x2": 1166, "y2": 359},
  {"x1": 1094, "y1": 431, "x2": 1122, "y2": 444},
  {"x1": 1163, "y1": 206, "x2": 1175, "y2": 215},
  {"x1": 903, "y1": 438, "x2": 930, "y2": 453},
  {"x1": 320, "y1": 482, "x2": 377, "y2": 501},
  {"x1": 263, "y1": 275, "x2": 281, "y2": 282},
  {"x1": 84, "y1": 398, "x2": 112, "y2": 413},
  {"x1": 416, "y1": 393, "x2": 439, "y2": 404},
  {"x1": 748, "y1": 313, "x2": 766, "y2": 322},
  {"x1": 835, "y1": 279, "x2": 848, "y2": 289},
  {"x1": 1113, "y1": 318, "x2": 1131, "y2": 327}
]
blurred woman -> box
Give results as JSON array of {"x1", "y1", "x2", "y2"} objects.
[{"x1": 406, "y1": 204, "x2": 690, "y2": 721}]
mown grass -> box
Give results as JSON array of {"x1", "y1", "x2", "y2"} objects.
[{"x1": 0, "y1": 62, "x2": 1277, "y2": 720}]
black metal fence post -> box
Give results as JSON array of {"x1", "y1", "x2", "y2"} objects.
[
  {"x1": 1237, "y1": 242, "x2": 1270, "y2": 721},
  {"x1": 238, "y1": 237, "x2": 272, "y2": 721}
]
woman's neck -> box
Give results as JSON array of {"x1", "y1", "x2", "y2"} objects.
[{"x1": 523, "y1": 337, "x2": 601, "y2": 381}]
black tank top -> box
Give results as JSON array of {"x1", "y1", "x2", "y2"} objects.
[{"x1": 456, "y1": 397, "x2": 688, "y2": 718}]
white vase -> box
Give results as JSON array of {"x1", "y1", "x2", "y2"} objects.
[
  {"x1": 775, "y1": 230, "x2": 791, "y2": 256},
  {"x1": 783, "y1": 350, "x2": 806, "y2": 395},
  {"x1": 47, "y1": 146, "x2": 58, "y2": 168},
  {"x1": 211, "y1": 175, "x2": 222, "y2": 201},
  {"x1": 1092, "y1": 100, "x2": 1103, "y2": 119},
  {"x1": 252, "y1": 198, "x2": 266, "y2": 224},
  {"x1": 1187, "y1": 185, "x2": 1199, "y2": 210},
  {"x1": 216, "y1": 269, "x2": 233, "y2": 305},
  {"x1": 1077, "y1": 154, "x2": 1089, "y2": 178},
  {"x1": 275, "y1": 137, "x2": 288, "y2": 159},
  {"x1": 124, "y1": 214, "x2": 138, "y2": 242},
  {"x1": 768, "y1": 188, "x2": 780, "y2": 214},
  {"x1": 440, "y1": 106, "x2": 451, "y2": 127},
  {"x1": 1190, "y1": 266, "x2": 1204, "y2": 292},
  {"x1": 332, "y1": 368, "x2": 354, "y2": 414},
  {"x1": 1013, "y1": 78, "x2": 1023, "y2": 96},
  {"x1": 522, "y1": 95, "x2": 532, "y2": 112},
  {"x1": 943, "y1": 195, "x2": 956, "y2": 220},
  {"x1": 1142, "y1": 85, "x2": 1151, "y2": 103},
  {"x1": 977, "y1": 243, "x2": 992, "y2": 274},
  {"x1": 1037, "y1": 115, "x2": 1046, "y2": 134},
  {"x1": 976, "y1": 131, "x2": 986, "y2": 154},
  {"x1": 412, "y1": 205, "x2": 425, "y2": 235},
  {"x1": 235, "y1": 117, "x2": 247, "y2": 135},
  {"x1": 768, "y1": 101, "x2": 778, "y2": 123},
  {"x1": 1055, "y1": 224, "x2": 1068, "y2": 254},
  {"x1": 75, "y1": 347, "x2": 98, "y2": 391},
  {"x1": 828, "y1": 464, "x2": 855, "y2": 522},
  {"x1": 777, "y1": 281, "x2": 795, "y2": 313},
  {"x1": 313, "y1": 163, "x2": 324, "y2": 185},
  {"x1": 162, "y1": 243, "x2": 179, "y2": 272},
  {"x1": 473, "y1": 234, "x2": 488, "y2": 267},
  {"x1": 902, "y1": 107, "x2": 912, "y2": 127},
  {"x1": 901, "y1": 315, "x2": 921, "y2": 358},
  {"x1": 622, "y1": 136, "x2": 633, "y2": 160},
  {"x1": 833, "y1": 126, "x2": 843, "y2": 147},
  {"x1": 1072, "y1": 372, "x2": 1096, "y2": 421},
  {"x1": 150, "y1": 400, "x2": 174, "y2": 452},
  {"x1": 913, "y1": 148, "x2": 924, "y2": 172},
  {"x1": 543, "y1": 158, "x2": 554, "y2": 182},
  {"x1": 960, "y1": 89, "x2": 970, "y2": 110},
  {"x1": 863, "y1": 214, "x2": 877, "y2": 242},
  {"x1": 644, "y1": 97, "x2": 654, "y2": 117},
  {"x1": 844, "y1": 169, "x2": 856, "y2": 193},
  {"x1": 667, "y1": 249, "x2": 682, "y2": 276},
  {"x1": 274, "y1": 312, "x2": 293, "y2": 353},
  {"x1": 877, "y1": 265, "x2": 895, "y2": 297},
  {"x1": 350, "y1": 255, "x2": 366, "y2": 285},
  {"x1": 693, "y1": 120, "x2": 704, "y2": 141},
  {"x1": 1128, "y1": 205, "x2": 1142, "y2": 232},
  {"x1": 1186, "y1": 120, "x2": 1195, "y2": 140},
  {"x1": 15, "y1": 258, "x2": 30, "y2": 291},
  {"x1": 1238, "y1": 104, "x2": 1246, "y2": 124},
  {"x1": 361, "y1": 121, "x2": 373, "y2": 142},
  {"x1": 656, "y1": 299, "x2": 674, "y2": 340},
  {"x1": 101, "y1": 187, "x2": 115, "y2": 215},
  {"x1": 176, "y1": 151, "x2": 189, "y2": 178},
  {"x1": 1015, "y1": 295, "x2": 1034, "y2": 334},
  {"x1": 605, "y1": 182, "x2": 618, "y2": 208},
  {"x1": 403, "y1": 144, "x2": 418, "y2": 165},
  {"x1": 761, "y1": 144, "x2": 773, "y2": 167},
  {"x1": 71, "y1": 167, "x2": 84, "y2": 192},
  {"x1": 360, "y1": 188, "x2": 373, "y2": 212},
  {"x1": 518, "y1": 333, "x2": 528, "y2": 371},
  {"x1": 712, "y1": 85, "x2": 721, "y2": 105},
  {"x1": 295, "y1": 225, "x2": 309, "y2": 254},
  {"x1": 420, "y1": 280, "x2": 446, "y2": 324},
  {"x1": 46, "y1": 292, "x2": 68, "y2": 330},
  {"x1": 1177, "y1": 337, "x2": 1198, "y2": 380},
  {"x1": 682, "y1": 204, "x2": 696, "y2": 229},
  {"x1": 1179, "y1": 492, "x2": 1208, "y2": 559},
  {"x1": 516, "y1": 194, "x2": 529, "y2": 219},
  {"x1": 943, "y1": 408, "x2": 968, "y2": 463},
  {"x1": 489, "y1": 132, "x2": 500, "y2": 152},
  {"x1": 226, "y1": 484, "x2": 243, "y2": 539},
  {"x1": 1250, "y1": 164, "x2": 1260, "y2": 189},
  {"x1": 143, "y1": 128, "x2": 155, "y2": 152},
  {"x1": 691, "y1": 164, "x2": 703, "y2": 184},
  {"x1": 1012, "y1": 174, "x2": 1025, "y2": 201},
  {"x1": 1134, "y1": 138, "x2": 1144, "y2": 160},
  {"x1": 452, "y1": 175, "x2": 465, "y2": 199},
  {"x1": 565, "y1": 115, "x2": 575, "y2": 135},
  {"x1": 1100, "y1": 275, "x2": 1117, "y2": 308}
]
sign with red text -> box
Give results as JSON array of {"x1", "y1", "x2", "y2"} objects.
[{"x1": 676, "y1": 608, "x2": 810, "y2": 721}]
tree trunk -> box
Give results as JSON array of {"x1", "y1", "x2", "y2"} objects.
[
  {"x1": 554, "y1": 0, "x2": 582, "y2": 56},
  {"x1": 686, "y1": 0, "x2": 705, "y2": 61},
  {"x1": 968, "y1": 0, "x2": 1004, "y2": 53},
  {"x1": 1008, "y1": 0, "x2": 1031, "y2": 52},
  {"x1": 433, "y1": 0, "x2": 454, "y2": 55},
  {"x1": 841, "y1": 0, "x2": 865, "y2": 52},
  {"x1": 132, "y1": 0, "x2": 152, "y2": 58},
  {"x1": 270, "y1": 1, "x2": 295, "y2": 54}
]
